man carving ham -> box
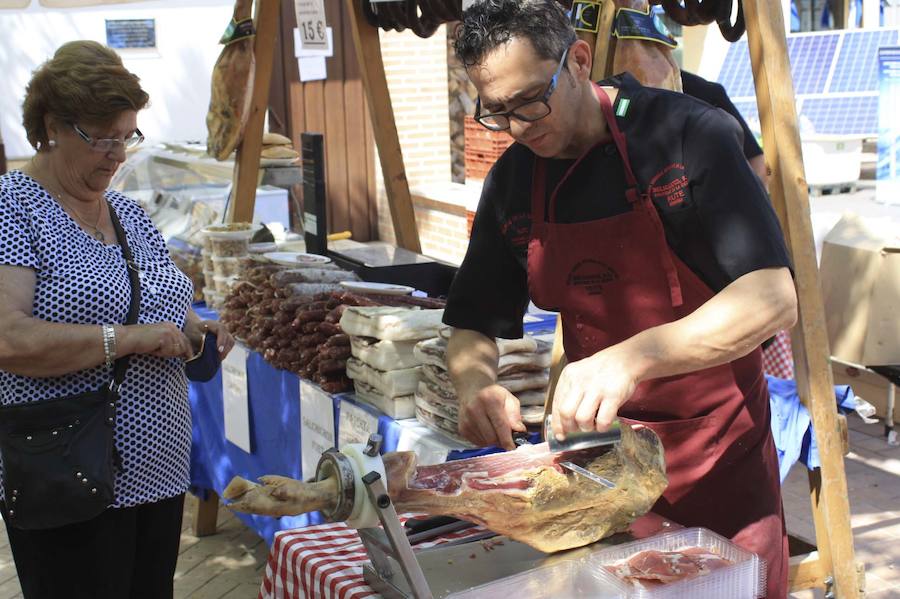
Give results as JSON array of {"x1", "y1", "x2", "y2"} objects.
[{"x1": 443, "y1": 1, "x2": 796, "y2": 597}]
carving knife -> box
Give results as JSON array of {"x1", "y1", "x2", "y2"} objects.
[
  {"x1": 544, "y1": 415, "x2": 622, "y2": 453},
  {"x1": 557, "y1": 460, "x2": 617, "y2": 489}
]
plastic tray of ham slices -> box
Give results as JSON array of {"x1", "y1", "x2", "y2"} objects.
[
  {"x1": 447, "y1": 558, "x2": 625, "y2": 599},
  {"x1": 589, "y1": 527, "x2": 765, "y2": 599}
]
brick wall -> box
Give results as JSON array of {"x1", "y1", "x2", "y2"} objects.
[{"x1": 374, "y1": 26, "x2": 475, "y2": 266}]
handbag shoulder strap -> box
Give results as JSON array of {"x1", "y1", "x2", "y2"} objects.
[{"x1": 107, "y1": 200, "x2": 141, "y2": 392}]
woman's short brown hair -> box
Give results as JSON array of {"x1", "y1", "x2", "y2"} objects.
[{"x1": 22, "y1": 40, "x2": 149, "y2": 150}]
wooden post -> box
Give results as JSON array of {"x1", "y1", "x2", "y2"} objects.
[
  {"x1": 227, "y1": 0, "x2": 282, "y2": 224},
  {"x1": 742, "y1": 0, "x2": 860, "y2": 595},
  {"x1": 193, "y1": 491, "x2": 220, "y2": 537},
  {"x1": 591, "y1": 0, "x2": 618, "y2": 80},
  {"x1": 344, "y1": 0, "x2": 422, "y2": 252}
]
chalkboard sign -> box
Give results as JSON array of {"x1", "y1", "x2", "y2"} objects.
[{"x1": 106, "y1": 19, "x2": 156, "y2": 50}]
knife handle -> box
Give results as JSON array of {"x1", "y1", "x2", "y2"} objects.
[{"x1": 543, "y1": 414, "x2": 622, "y2": 438}]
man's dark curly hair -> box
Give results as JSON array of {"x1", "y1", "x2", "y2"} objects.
[{"x1": 454, "y1": 0, "x2": 577, "y2": 68}]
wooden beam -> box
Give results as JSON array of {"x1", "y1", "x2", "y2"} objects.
[
  {"x1": 742, "y1": 0, "x2": 859, "y2": 596},
  {"x1": 228, "y1": 0, "x2": 281, "y2": 224},
  {"x1": 344, "y1": 0, "x2": 422, "y2": 252},
  {"x1": 591, "y1": 0, "x2": 618, "y2": 81},
  {"x1": 789, "y1": 552, "x2": 827, "y2": 591}
]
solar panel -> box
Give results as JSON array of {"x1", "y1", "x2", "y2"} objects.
[
  {"x1": 716, "y1": 41, "x2": 755, "y2": 99},
  {"x1": 710, "y1": 28, "x2": 900, "y2": 138},
  {"x1": 788, "y1": 35, "x2": 839, "y2": 95},
  {"x1": 801, "y1": 96, "x2": 879, "y2": 135},
  {"x1": 830, "y1": 29, "x2": 899, "y2": 93}
]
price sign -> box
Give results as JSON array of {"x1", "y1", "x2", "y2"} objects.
[
  {"x1": 222, "y1": 345, "x2": 251, "y2": 452},
  {"x1": 294, "y1": 0, "x2": 328, "y2": 51}
]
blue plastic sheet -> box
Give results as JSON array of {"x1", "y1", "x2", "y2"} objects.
[
  {"x1": 767, "y1": 374, "x2": 857, "y2": 483},
  {"x1": 190, "y1": 305, "x2": 429, "y2": 544}
]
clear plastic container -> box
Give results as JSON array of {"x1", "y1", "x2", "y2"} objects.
[
  {"x1": 202, "y1": 288, "x2": 224, "y2": 310},
  {"x1": 210, "y1": 237, "x2": 250, "y2": 258},
  {"x1": 201, "y1": 251, "x2": 214, "y2": 273},
  {"x1": 202, "y1": 270, "x2": 216, "y2": 290},
  {"x1": 448, "y1": 528, "x2": 763, "y2": 599},
  {"x1": 249, "y1": 242, "x2": 279, "y2": 254},
  {"x1": 590, "y1": 528, "x2": 765, "y2": 599},
  {"x1": 201, "y1": 233, "x2": 214, "y2": 255},
  {"x1": 204, "y1": 223, "x2": 255, "y2": 258},
  {"x1": 448, "y1": 559, "x2": 624, "y2": 599},
  {"x1": 212, "y1": 256, "x2": 242, "y2": 278},
  {"x1": 213, "y1": 274, "x2": 238, "y2": 295}
]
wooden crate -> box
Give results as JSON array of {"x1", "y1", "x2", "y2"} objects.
[{"x1": 464, "y1": 116, "x2": 514, "y2": 181}]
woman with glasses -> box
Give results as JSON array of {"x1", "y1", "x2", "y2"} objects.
[
  {"x1": 0, "y1": 40, "x2": 233, "y2": 598},
  {"x1": 443, "y1": 1, "x2": 795, "y2": 597}
]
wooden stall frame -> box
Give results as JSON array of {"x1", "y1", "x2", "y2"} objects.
[{"x1": 224, "y1": 2, "x2": 862, "y2": 596}]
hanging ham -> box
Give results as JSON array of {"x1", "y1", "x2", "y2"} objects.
[{"x1": 206, "y1": 0, "x2": 256, "y2": 160}]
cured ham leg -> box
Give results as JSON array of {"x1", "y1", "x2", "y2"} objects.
[
  {"x1": 224, "y1": 425, "x2": 667, "y2": 553},
  {"x1": 612, "y1": 0, "x2": 682, "y2": 91},
  {"x1": 206, "y1": 0, "x2": 256, "y2": 160}
]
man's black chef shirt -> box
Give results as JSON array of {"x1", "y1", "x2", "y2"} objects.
[
  {"x1": 681, "y1": 71, "x2": 763, "y2": 161},
  {"x1": 443, "y1": 73, "x2": 791, "y2": 340}
]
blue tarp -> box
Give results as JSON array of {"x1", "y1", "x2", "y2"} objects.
[{"x1": 767, "y1": 374, "x2": 858, "y2": 483}]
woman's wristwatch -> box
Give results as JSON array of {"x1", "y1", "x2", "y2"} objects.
[{"x1": 102, "y1": 324, "x2": 117, "y2": 368}]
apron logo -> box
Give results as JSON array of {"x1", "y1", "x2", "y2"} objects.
[
  {"x1": 649, "y1": 163, "x2": 689, "y2": 208},
  {"x1": 566, "y1": 259, "x2": 619, "y2": 295},
  {"x1": 500, "y1": 213, "x2": 532, "y2": 249},
  {"x1": 615, "y1": 98, "x2": 631, "y2": 117}
]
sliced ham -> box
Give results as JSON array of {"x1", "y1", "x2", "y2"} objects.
[
  {"x1": 608, "y1": 547, "x2": 734, "y2": 586},
  {"x1": 340, "y1": 307, "x2": 444, "y2": 341}
]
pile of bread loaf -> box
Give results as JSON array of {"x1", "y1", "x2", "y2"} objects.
[{"x1": 261, "y1": 132, "x2": 299, "y2": 163}]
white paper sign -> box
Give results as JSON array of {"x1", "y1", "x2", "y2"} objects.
[
  {"x1": 298, "y1": 57, "x2": 327, "y2": 82},
  {"x1": 294, "y1": 0, "x2": 328, "y2": 50},
  {"x1": 338, "y1": 400, "x2": 379, "y2": 449},
  {"x1": 294, "y1": 27, "x2": 334, "y2": 58},
  {"x1": 300, "y1": 380, "x2": 337, "y2": 480},
  {"x1": 222, "y1": 345, "x2": 251, "y2": 452}
]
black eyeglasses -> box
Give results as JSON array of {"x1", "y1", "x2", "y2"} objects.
[
  {"x1": 474, "y1": 47, "x2": 570, "y2": 132},
  {"x1": 72, "y1": 124, "x2": 144, "y2": 153}
]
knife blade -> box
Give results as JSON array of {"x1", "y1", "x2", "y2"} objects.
[
  {"x1": 544, "y1": 415, "x2": 622, "y2": 453},
  {"x1": 559, "y1": 460, "x2": 617, "y2": 489}
]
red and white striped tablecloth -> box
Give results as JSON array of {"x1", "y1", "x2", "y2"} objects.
[{"x1": 259, "y1": 517, "x2": 489, "y2": 599}]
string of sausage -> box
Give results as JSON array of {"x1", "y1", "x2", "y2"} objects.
[{"x1": 358, "y1": 0, "x2": 744, "y2": 43}]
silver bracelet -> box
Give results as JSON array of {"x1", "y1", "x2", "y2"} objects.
[{"x1": 102, "y1": 324, "x2": 117, "y2": 368}]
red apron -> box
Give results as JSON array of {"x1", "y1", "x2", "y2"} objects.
[{"x1": 527, "y1": 84, "x2": 788, "y2": 598}]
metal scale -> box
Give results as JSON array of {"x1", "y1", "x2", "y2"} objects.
[{"x1": 314, "y1": 433, "x2": 662, "y2": 599}]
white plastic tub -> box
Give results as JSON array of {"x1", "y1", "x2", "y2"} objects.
[{"x1": 801, "y1": 135, "x2": 863, "y2": 187}]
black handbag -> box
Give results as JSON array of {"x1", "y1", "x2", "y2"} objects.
[{"x1": 0, "y1": 203, "x2": 140, "y2": 530}]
